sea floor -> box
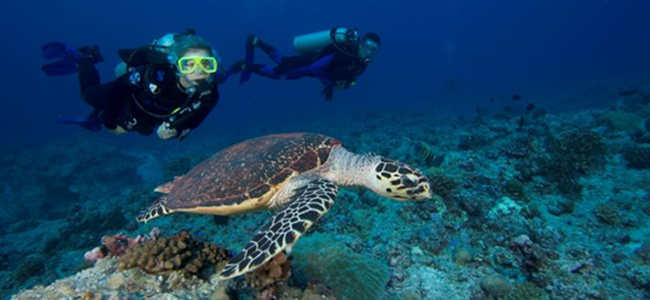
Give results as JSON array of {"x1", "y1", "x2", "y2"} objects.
[{"x1": 2, "y1": 85, "x2": 650, "y2": 300}]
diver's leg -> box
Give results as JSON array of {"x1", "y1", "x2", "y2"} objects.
[
  {"x1": 247, "y1": 35, "x2": 282, "y2": 64},
  {"x1": 249, "y1": 63, "x2": 281, "y2": 79},
  {"x1": 78, "y1": 57, "x2": 100, "y2": 97},
  {"x1": 273, "y1": 55, "x2": 315, "y2": 76}
]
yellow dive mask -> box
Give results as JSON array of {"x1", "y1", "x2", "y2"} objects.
[{"x1": 177, "y1": 56, "x2": 218, "y2": 74}]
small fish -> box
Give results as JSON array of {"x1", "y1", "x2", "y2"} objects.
[
  {"x1": 503, "y1": 105, "x2": 513, "y2": 113},
  {"x1": 490, "y1": 97, "x2": 495, "y2": 103},
  {"x1": 512, "y1": 94, "x2": 522, "y2": 101},
  {"x1": 526, "y1": 103, "x2": 535, "y2": 111},
  {"x1": 518, "y1": 116, "x2": 525, "y2": 129}
]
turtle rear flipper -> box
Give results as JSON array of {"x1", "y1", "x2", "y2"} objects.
[
  {"x1": 220, "y1": 179, "x2": 338, "y2": 279},
  {"x1": 136, "y1": 196, "x2": 173, "y2": 223}
]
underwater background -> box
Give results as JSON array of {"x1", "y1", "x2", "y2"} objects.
[{"x1": 1, "y1": 0, "x2": 650, "y2": 299}]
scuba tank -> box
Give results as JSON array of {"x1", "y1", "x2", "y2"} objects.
[
  {"x1": 293, "y1": 27, "x2": 359, "y2": 55},
  {"x1": 114, "y1": 29, "x2": 197, "y2": 78}
]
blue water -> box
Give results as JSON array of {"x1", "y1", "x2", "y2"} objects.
[{"x1": 1, "y1": 0, "x2": 649, "y2": 144}]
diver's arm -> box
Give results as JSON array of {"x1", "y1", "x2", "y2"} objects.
[{"x1": 166, "y1": 88, "x2": 219, "y2": 134}]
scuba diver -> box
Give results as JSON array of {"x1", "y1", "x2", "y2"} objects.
[
  {"x1": 39, "y1": 29, "x2": 224, "y2": 140},
  {"x1": 233, "y1": 27, "x2": 380, "y2": 101}
]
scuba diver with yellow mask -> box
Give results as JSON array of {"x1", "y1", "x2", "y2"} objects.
[
  {"x1": 232, "y1": 27, "x2": 380, "y2": 101},
  {"x1": 40, "y1": 29, "x2": 224, "y2": 140}
]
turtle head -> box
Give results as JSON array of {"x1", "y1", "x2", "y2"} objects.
[{"x1": 367, "y1": 156, "x2": 431, "y2": 201}]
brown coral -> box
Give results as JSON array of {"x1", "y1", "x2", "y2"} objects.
[
  {"x1": 118, "y1": 231, "x2": 229, "y2": 278},
  {"x1": 246, "y1": 253, "x2": 292, "y2": 299}
]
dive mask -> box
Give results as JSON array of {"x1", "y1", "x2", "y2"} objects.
[
  {"x1": 361, "y1": 40, "x2": 380, "y2": 58},
  {"x1": 177, "y1": 56, "x2": 218, "y2": 74}
]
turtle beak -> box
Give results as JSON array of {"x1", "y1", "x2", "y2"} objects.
[{"x1": 422, "y1": 183, "x2": 432, "y2": 199}]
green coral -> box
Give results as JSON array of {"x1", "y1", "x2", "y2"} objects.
[{"x1": 292, "y1": 233, "x2": 390, "y2": 300}]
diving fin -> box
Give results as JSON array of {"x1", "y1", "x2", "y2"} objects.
[
  {"x1": 56, "y1": 109, "x2": 103, "y2": 132},
  {"x1": 40, "y1": 42, "x2": 81, "y2": 76},
  {"x1": 41, "y1": 42, "x2": 79, "y2": 61},
  {"x1": 41, "y1": 60, "x2": 78, "y2": 76}
]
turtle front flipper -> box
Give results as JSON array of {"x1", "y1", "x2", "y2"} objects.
[
  {"x1": 220, "y1": 179, "x2": 338, "y2": 279},
  {"x1": 136, "y1": 196, "x2": 173, "y2": 223}
]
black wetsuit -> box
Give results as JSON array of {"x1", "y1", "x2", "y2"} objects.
[
  {"x1": 78, "y1": 54, "x2": 219, "y2": 136},
  {"x1": 244, "y1": 39, "x2": 369, "y2": 100}
]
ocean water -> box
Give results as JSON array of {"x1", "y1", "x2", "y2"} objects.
[{"x1": 1, "y1": 0, "x2": 650, "y2": 299}]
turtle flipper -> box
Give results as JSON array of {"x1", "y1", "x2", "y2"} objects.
[
  {"x1": 220, "y1": 179, "x2": 338, "y2": 279},
  {"x1": 136, "y1": 196, "x2": 173, "y2": 223}
]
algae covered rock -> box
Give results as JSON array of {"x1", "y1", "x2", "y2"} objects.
[
  {"x1": 291, "y1": 233, "x2": 389, "y2": 300},
  {"x1": 480, "y1": 275, "x2": 511, "y2": 298}
]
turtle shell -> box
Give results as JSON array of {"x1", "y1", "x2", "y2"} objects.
[{"x1": 159, "y1": 133, "x2": 340, "y2": 214}]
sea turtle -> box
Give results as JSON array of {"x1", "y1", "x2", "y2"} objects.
[{"x1": 137, "y1": 133, "x2": 431, "y2": 279}]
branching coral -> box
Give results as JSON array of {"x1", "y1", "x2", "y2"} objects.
[{"x1": 118, "y1": 231, "x2": 229, "y2": 278}]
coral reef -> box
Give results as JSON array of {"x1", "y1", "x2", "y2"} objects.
[
  {"x1": 6, "y1": 97, "x2": 650, "y2": 300},
  {"x1": 245, "y1": 252, "x2": 292, "y2": 299},
  {"x1": 539, "y1": 129, "x2": 607, "y2": 197},
  {"x1": 479, "y1": 275, "x2": 511, "y2": 299},
  {"x1": 118, "y1": 231, "x2": 229, "y2": 278},
  {"x1": 427, "y1": 173, "x2": 457, "y2": 198},
  {"x1": 501, "y1": 137, "x2": 534, "y2": 159},
  {"x1": 503, "y1": 282, "x2": 544, "y2": 300},
  {"x1": 623, "y1": 145, "x2": 650, "y2": 169},
  {"x1": 292, "y1": 233, "x2": 390, "y2": 300}
]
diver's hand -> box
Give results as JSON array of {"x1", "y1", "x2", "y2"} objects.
[
  {"x1": 157, "y1": 122, "x2": 177, "y2": 140},
  {"x1": 107, "y1": 125, "x2": 127, "y2": 135},
  {"x1": 177, "y1": 129, "x2": 191, "y2": 141}
]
